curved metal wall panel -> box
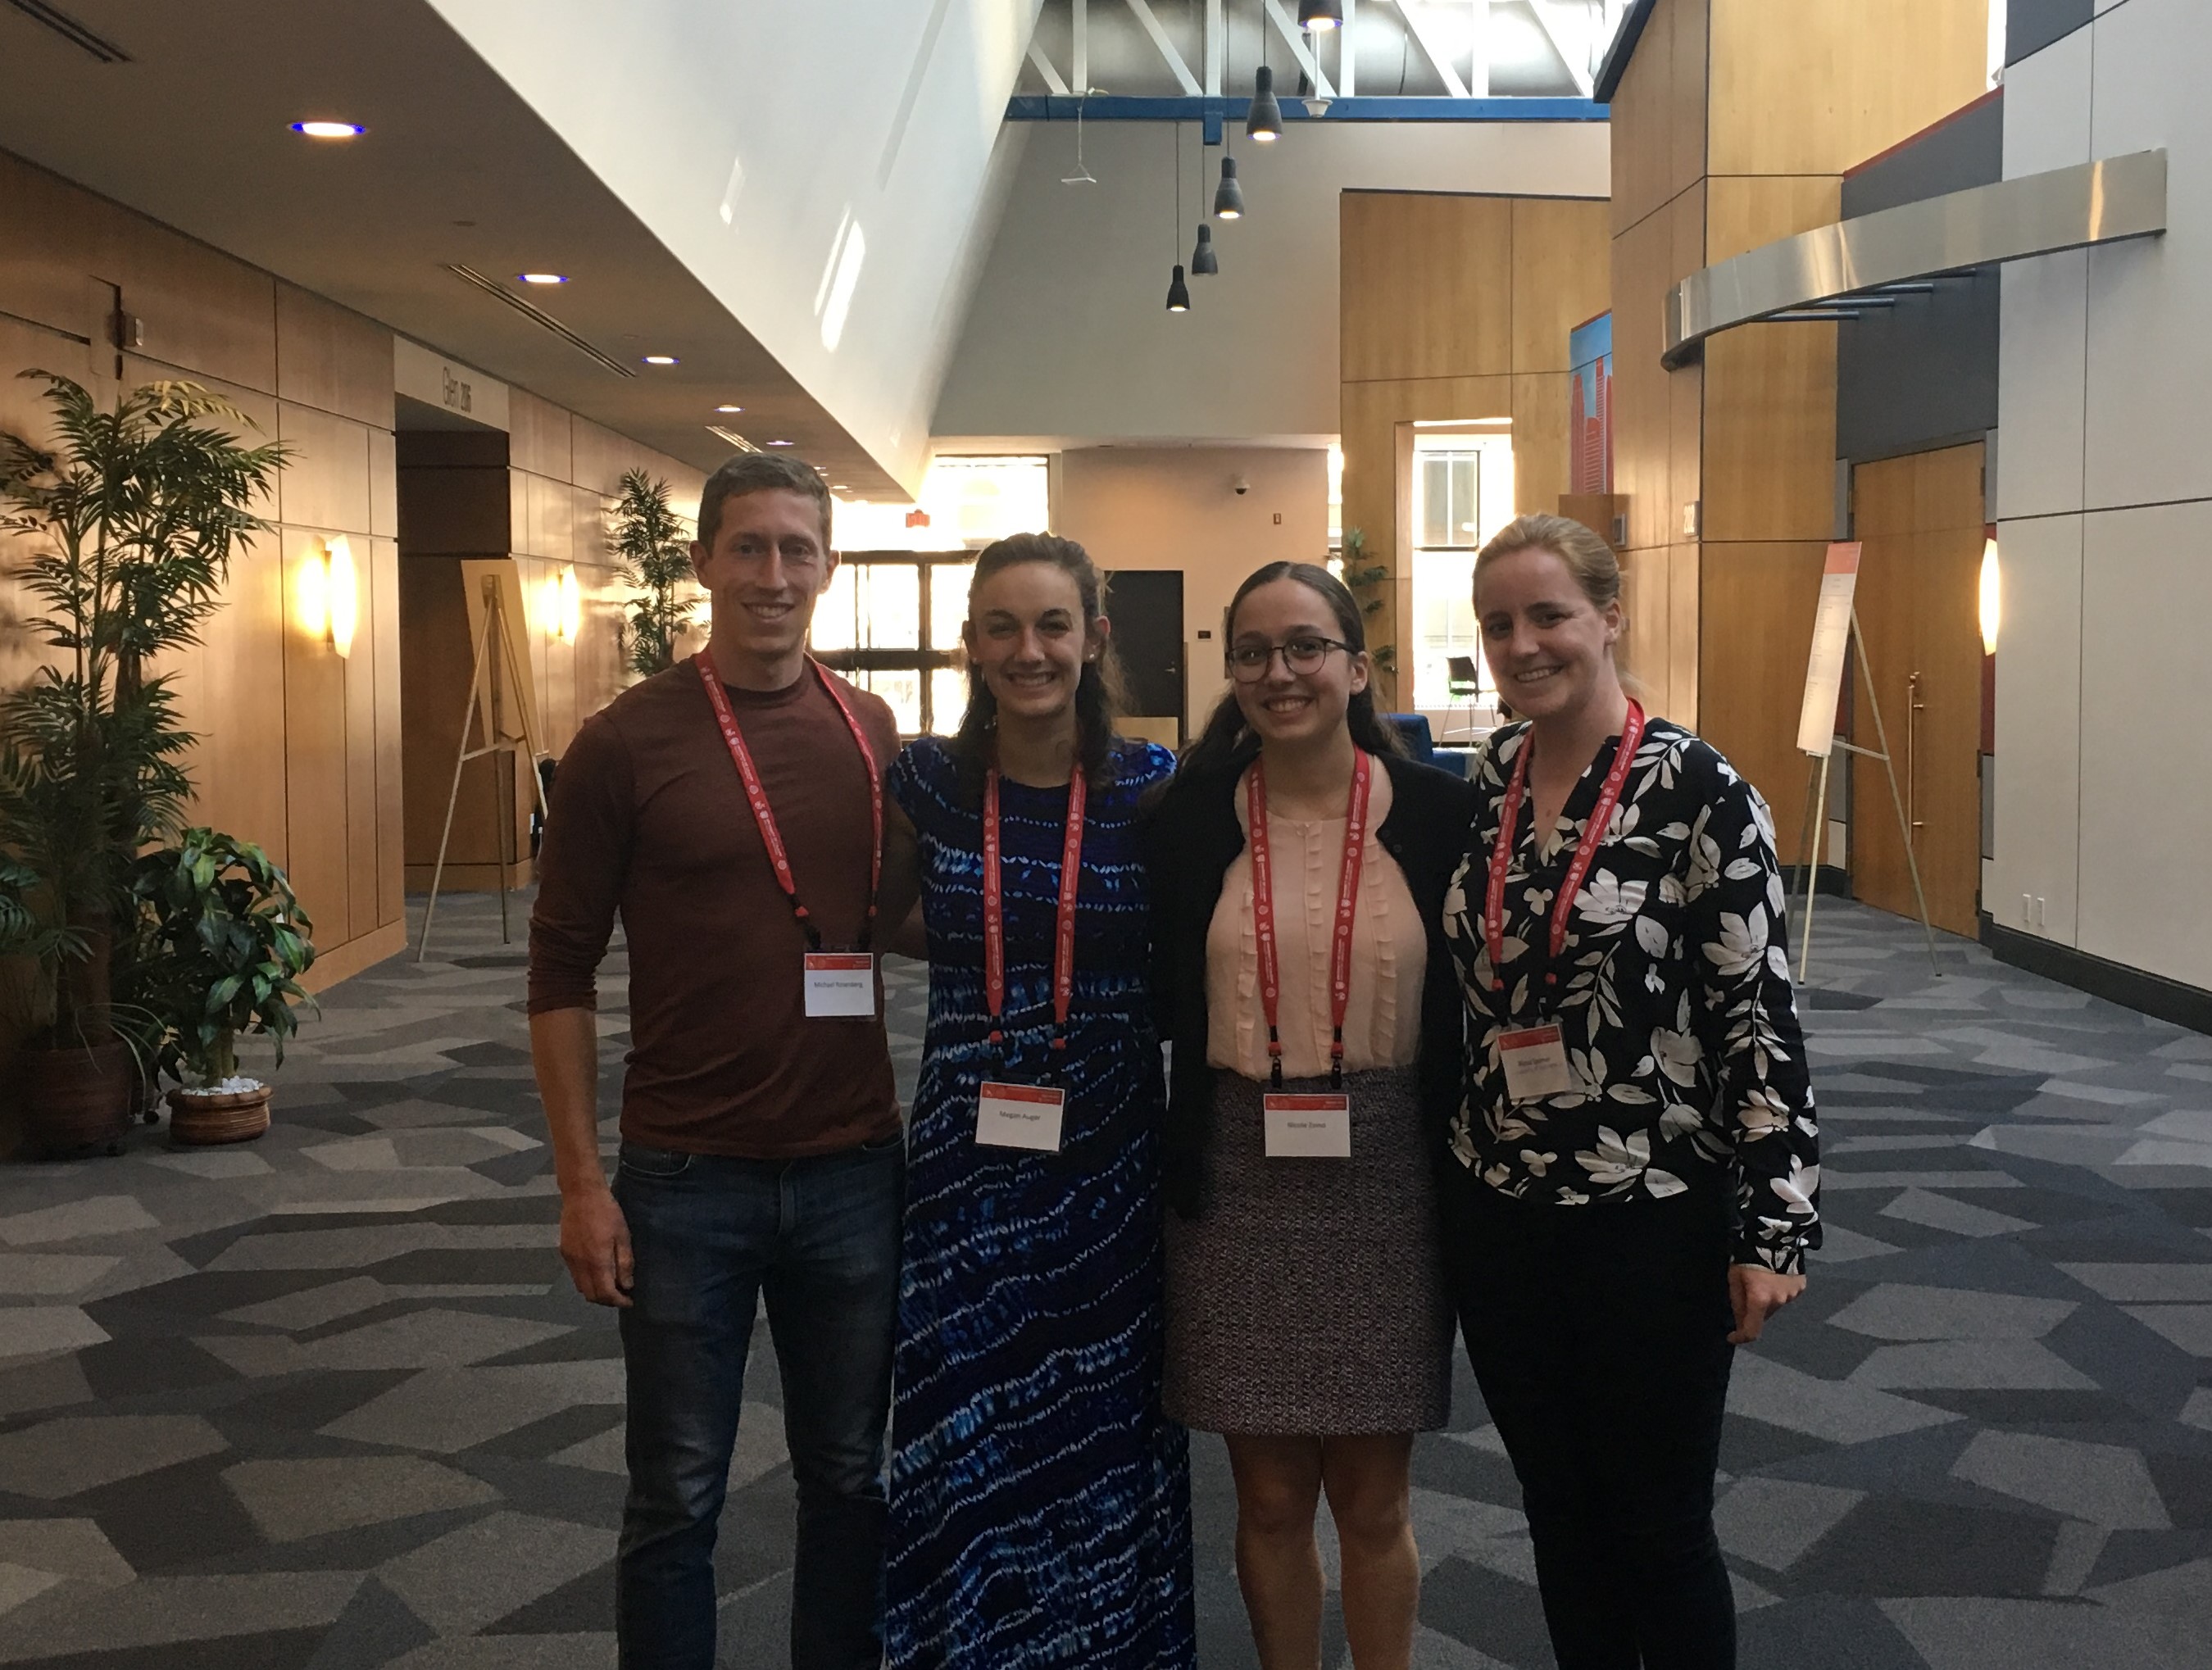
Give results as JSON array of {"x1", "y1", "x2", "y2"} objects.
[{"x1": 1664, "y1": 151, "x2": 2167, "y2": 368}]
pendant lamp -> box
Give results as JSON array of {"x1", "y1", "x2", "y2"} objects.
[
  {"x1": 1191, "y1": 224, "x2": 1219, "y2": 275},
  {"x1": 1214, "y1": 156, "x2": 1246, "y2": 219},
  {"x1": 1298, "y1": 0, "x2": 1342, "y2": 29},
  {"x1": 1247, "y1": 65, "x2": 1283, "y2": 142},
  {"x1": 1165, "y1": 264, "x2": 1191, "y2": 312}
]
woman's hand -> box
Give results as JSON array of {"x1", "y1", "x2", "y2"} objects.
[{"x1": 1728, "y1": 1264, "x2": 1806, "y2": 1344}]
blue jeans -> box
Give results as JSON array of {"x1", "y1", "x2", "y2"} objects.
[{"x1": 613, "y1": 1132, "x2": 903, "y2": 1670}]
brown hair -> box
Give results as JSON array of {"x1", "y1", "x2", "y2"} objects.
[
  {"x1": 695, "y1": 453, "x2": 834, "y2": 552},
  {"x1": 947, "y1": 533, "x2": 1129, "y2": 799},
  {"x1": 1473, "y1": 513, "x2": 1622, "y2": 612}
]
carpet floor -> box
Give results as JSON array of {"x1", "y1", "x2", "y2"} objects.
[{"x1": 0, "y1": 891, "x2": 2208, "y2": 1668}]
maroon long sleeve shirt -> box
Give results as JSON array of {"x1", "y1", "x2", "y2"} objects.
[{"x1": 527, "y1": 660, "x2": 902, "y2": 1158}]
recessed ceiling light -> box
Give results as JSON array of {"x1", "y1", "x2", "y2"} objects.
[
  {"x1": 832, "y1": 484, "x2": 850, "y2": 490},
  {"x1": 715, "y1": 403, "x2": 743, "y2": 413},
  {"x1": 641, "y1": 355, "x2": 678, "y2": 365},
  {"x1": 291, "y1": 120, "x2": 366, "y2": 139},
  {"x1": 765, "y1": 438, "x2": 793, "y2": 447},
  {"x1": 516, "y1": 273, "x2": 566, "y2": 285}
]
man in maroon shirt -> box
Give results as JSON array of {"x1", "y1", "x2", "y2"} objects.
[{"x1": 529, "y1": 454, "x2": 911, "y2": 1670}]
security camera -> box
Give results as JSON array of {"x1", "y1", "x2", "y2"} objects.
[{"x1": 1233, "y1": 477, "x2": 1250, "y2": 496}]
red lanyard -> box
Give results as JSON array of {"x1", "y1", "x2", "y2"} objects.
[
  {"x1": 1483, "y1": 701, "x2": 1646, "y2": 996},
  {"x1": 983, "y1": 765, "x2": 1088, "y2": 1060},
  {"x1": 693, "y1": 650, "x2": 883, "y2": 951},
  {"x1": 1248, "y1": 750, "x2": 1372, "y2": 1091}
]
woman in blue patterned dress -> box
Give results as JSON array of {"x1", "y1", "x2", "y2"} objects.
[{"x1": 881, "y1": 533, "x2": 1195, "y2": 1668}]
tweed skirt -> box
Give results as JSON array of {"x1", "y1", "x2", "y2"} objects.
[{"x1": 1163, "y1": 1065, "x2": 1453, "y2": 1435}]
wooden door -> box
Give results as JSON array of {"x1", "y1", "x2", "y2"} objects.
[{"x1": 1849, "y1": 444, "x2": 1984, "y2": 936}]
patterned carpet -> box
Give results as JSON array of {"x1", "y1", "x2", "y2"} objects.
[{"x1": 0, "y1": 891, "x2": 2208, "y2": 1668}]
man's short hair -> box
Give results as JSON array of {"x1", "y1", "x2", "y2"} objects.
[{"x1": 695, "y1": 454, "x2": 833, "y2": 553}]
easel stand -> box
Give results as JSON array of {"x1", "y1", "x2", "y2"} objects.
[
  {"x1": 418, "y1": 575, "x2": 552, "y2": 961},
  {"x1": 1792, "y1": 606, "x2": 1942, "y2": 982}
]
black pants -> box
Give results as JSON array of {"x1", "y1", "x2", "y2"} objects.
[{"x1": 1442, "y1": 1169, "x2": 1737, "y2": 1670}]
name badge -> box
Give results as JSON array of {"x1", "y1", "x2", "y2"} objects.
[
  {"x1": 1500, "y1": 1023, "x2": 1571, "y2": 1102},
  {"x1": 1263, "y1": 1092, "x2": 1351, "y2": 1159},
  {"x1": 976, "y1": 1081, "x2": 1065, "y2": 1150},
  {"x1": 802, "y1": 952, "x2": 877, "y2": 1018}
]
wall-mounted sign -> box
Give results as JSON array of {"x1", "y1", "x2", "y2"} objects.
[{"x1": 393, "y1": 337, "x2": 511, "y2": 431}]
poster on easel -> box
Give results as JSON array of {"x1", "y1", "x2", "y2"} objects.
[{"x1": 1796, "y1": 542, "x2": 1861, "y2": 757}]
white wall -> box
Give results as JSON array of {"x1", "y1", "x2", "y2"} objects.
[
  {"x1": 1055, "y1": 446, "x2": 1329, "y2": 727},
  {"x1": 932, "y1": 118, "x2": 1610, "y2": 447},
  {"x1": 427, "y1": 0, "x2": 1042, "y2": 495},
  {"x1": 1990, "y1": 0, "x2": 2212, "y2": 992}
]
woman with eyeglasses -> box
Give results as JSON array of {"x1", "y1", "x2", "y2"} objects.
[{"x1": 1145, "y1": 561, "x2": 1472, "y2": 1670}]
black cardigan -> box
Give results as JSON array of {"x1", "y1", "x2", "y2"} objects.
[{"x1": 1143, "y1": 751, "x2": 1477, "y2": 1218}]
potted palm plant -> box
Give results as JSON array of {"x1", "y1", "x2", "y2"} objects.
[
  {"x1": 611, "y1": 468, "x2": 694, "y2": 678},
  {"x1": 0, "y1": 372, "x2": 287, "y2": 1155},
  {"x1": 127, "y1": 828, "x2": 315, "y2": 1144}
]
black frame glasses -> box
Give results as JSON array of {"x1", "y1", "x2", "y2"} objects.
[{"x1": 1226, "y1": 635, "x2": 1355, "y2": 682}]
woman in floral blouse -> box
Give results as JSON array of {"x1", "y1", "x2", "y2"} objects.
[{"x1": 1441, "y1": 514, "x2": 1819, "y2": 1670}]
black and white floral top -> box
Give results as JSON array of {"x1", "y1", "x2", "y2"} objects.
[{"x1": 1442, "y1": 716, "x2": 1821, "y2": 1273}]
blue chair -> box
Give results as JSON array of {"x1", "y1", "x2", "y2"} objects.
[{"x1": 1386, "y1": 712, "x2": 1435, "y2": 764}]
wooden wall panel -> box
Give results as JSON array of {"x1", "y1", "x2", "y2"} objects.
[
  {"x1": 275, "y1": 283, "x2": 391, "y2": 429},
  {"x1": 571, "y1": 418, "x2": 630, "y2": 499},
  {"x1": 1701, "y1": 324, "x2": 1838, "y2": 542},
  {"x1": 1666, "y1": 542, "x2": 1702, "y2": 728},
  {"x1": 1612, "y1": 190, "x2": 1704, "y2": 554},
  {"x1": 369, "y1": 428, "x2": 397, "y2": 539},
  {"x1": 283, "y1": 529, "x2": 355, "y2": 949},
  {"x1": 1510, "y1": 373, "x2": 1573, "y2": 519},
  {"x1": 509, "y1": 388, "x2": 573, "y2": 481},
  {"x1": 1509, "y1": 198, "x2": 1613, "y2": 375},
  {"x1": 276, "y1": 402, "x2": 372, "y2": 536},
  {"x1": 371, "y1": 538, "x2": 404, "y2": 930},
  {"x1": 113, "y1": 214, "x2": 277, "y2": 395},
  {"x1": 1340, "y1": 193, "x2": 1514, "y2": 383},
  {"x1": 344, "y1": 610, "x2": 380, "y2": 949},
  {"x1": 1609, "y1": 0, "x2": 1710, "y2": 238},
  {"x1": 0, "y1": 153, "x2": 113, "y2": 338},
  {"x1": 190, "y1": 530, "x2": 290, "y2": 867},
  {"x1": 1698, "y1": 542, "x2": 1825, "y2": 855},
  {"x1": 1707, "y1": 0, "x2": 1988, "y2": 177}
]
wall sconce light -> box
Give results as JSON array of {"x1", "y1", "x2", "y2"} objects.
[
  {"x1": 295, "y1": 536, "x2": 359, "y2": 656},
  {"x1": 1978, "y1": 534, "x2": 2001, "y2": 656},
  {"x1": 547, "y1": 565, "x2": 581, "y2": 643}
]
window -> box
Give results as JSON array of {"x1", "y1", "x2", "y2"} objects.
[
  {"x1": 1408, "y1": 432, "x2": 1515, "y2": 710},
  {"x1": 810, "y1": 554, "x2": 976, "y2": 734}
]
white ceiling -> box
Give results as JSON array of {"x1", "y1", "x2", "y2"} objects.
[{"x1": 0, "y1": 0, "x2": 913, "y2": 493}]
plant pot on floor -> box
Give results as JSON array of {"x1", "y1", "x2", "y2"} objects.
[
  {"x1": 22, "y1": 1040, "x2": 133, "y2": 1156},
  {"x1": 166, "y1": 1081, "x2": 272, "y2": 1146}
]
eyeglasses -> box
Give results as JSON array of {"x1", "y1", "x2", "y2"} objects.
[{"x1": 1227, "y1": 634, "x2": 1353, "y2": 682}]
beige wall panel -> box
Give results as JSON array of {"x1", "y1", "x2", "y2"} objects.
[
  {"x1": 1698, "y1": 541, "x2": 1824, "y2": 855},
  {"x1": 1708, "y1": 0, "x2": 1989, "y2": 176},
  {"x1": 530, "y1": 471, "x2": 576, "y2": 565},
  {"x1": 1340, "y1": 193, "x2": 1514, "y2": 383},
  {"x1": 1509, "y1": 197, "x2": 1613, "y2": 375},
  {"x1": 114, "y1": 214, "x2": 277, "y2": 394},
  {"x1": 1701, "y1": 321, "x2": 1837, "y2": 542},
  {"x1": 0, "y1": 154, "x2": 116, "y2": 338},
  {"x1": 575, "y1": 565, "x2": 628, "y2": 730},
  {"x1": 575, "y1": 483, "x2": 611, "y2": 565},
  {"x1": 274, "y1": 283, "x2": 391, "y2": 428},
  {"x1": 284, "y1": 531, "x2": 355, "y2": 949},
  {"x1": 509, "y1": 388, "x2": 574, "y2": 482},
  {"x1": 508, "y1": 470, "x2": 533, "y2": 557},
  {"x1": 187, "y1": 530, "x2": 289, "y2": 866},
  {"x1": 1705, "y1": 174, "x2": 1841, "y2": 265},
  {"x1": 368, "y1": 428, "x2": 397, "y2": 539},
  {"x1": 371, "y1": 538, "x2": 404, "y2": 929},
  {"x1": 277, "y1": 403, "x2": 372, "y2": 538},
  {"x1": 570, "y1": 418, "x2": 630, "y2": 498},
  {"x1": 0, "y1": 319, "x2": 97, "y2": 699},
  {"x1": 1510, "y1": 373, "x2": 1573, "y2": 520}
]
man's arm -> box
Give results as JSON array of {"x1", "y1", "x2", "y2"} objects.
[
  {"x1": 532, "y1": 1007, "x2": 631, "y2": 1306},
  {"x1": 527, "y1": 717, "x2": 637, "y2": 1308}
]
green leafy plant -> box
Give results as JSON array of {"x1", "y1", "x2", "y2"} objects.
[
  {"x1": 125, "y1": 828, "x2": 316, "y2": 1088},
  {"x1": 0, "y1": 373, "x2": 287, "y2": 1049},
  {"x1": 610, "y1": 468, "x2": 695, "y2": 678},
  {"x1": 1338, "y1": 527, "x2": 1399, "y2": 678}
]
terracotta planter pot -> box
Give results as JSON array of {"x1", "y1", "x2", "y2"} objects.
[
  {"x1": 167, "y1": 1082, "x2": 272, "y2": 1146},
  {"x1": 21, "y1": 1040, "x2": 133, "y2": 1157}
]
